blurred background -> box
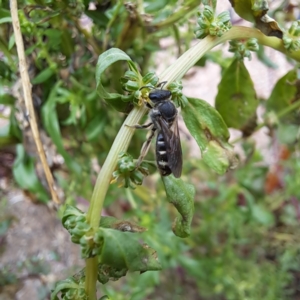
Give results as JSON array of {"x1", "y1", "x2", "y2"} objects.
[{"x1": 1, "y1": 0, "x2": 300, "y2": 299}]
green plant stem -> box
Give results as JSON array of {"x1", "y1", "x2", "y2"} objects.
[
  {"x1": 85, "y1": 257, "x2": 98, "y2": 300},
  {"x1": 221, "y1": 26, "x2": 300, "y2": 61},
  {"x1": 86, "y1": 105, "x2": 148, "y2": 228},
  {"x1": 277, "y1": 98, "x2": 300, "y2": 118},
  {"x1": 102, "y1": 0, "x2": 123, "y2": 52},
  {"x1": 153, "y1": 0, "x2": 201, "y2": 30},
  {"x1": 160, "y1": 26, "x2": 300, "y2": 84},
  {"x1": 84, "y1": 24, "x2": 300, "y2": 299}
]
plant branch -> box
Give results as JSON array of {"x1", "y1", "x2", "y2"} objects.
[
  {"x1": 10, "y1": 0, "x2": 60, "y2": 204},
  {"x1": 84, "y1": 24, "x2": 300, "y2": 299}
]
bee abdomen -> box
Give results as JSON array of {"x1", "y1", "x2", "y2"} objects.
[{"x1": 156, "y1": 132, "x2": 172, "y2": 176}]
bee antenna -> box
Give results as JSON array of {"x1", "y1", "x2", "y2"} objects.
[
  {"x1": 139, "y1": 85, "x2": 154, "y2": 91},
  {"x1": 156, "y1": 81, "x2": 168, "y2": 90}
]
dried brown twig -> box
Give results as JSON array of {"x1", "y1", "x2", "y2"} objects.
[{"x1": 10, "y1": 0, "x2": 60, "y2": 204}]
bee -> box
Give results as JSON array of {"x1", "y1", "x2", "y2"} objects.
[{"x1": 130, "y1": 82, "x2": 182, "y2": 178}]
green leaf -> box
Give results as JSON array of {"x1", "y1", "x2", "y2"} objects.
[
  {"x1": 161, "y1": 176, "x2": 195, "y2": 238},
  {"x1": 8, "y1": 34, "x2": 15, "y2": 50},
  {"x1": 94, "y1": 228, "x2": 161, "y2": 272},
  {"x1": 215, "y1": 58, "x2": 258, "y2": 130},
  {"x1": 9, "y1": 108, "x2": 22, "y2": 141},
  {"x1": 42, "y1": 82, "x2": 81, "y2": 174},
  {"x1": 95, "y1": 48, "x2": 134, "y2": 112},
  {"x1": 0, "y1": 124, "x2": 18, "y2": 147},
  {"x1": 0, "y1": 93, "x2": 16, "y2": 105},
  {"x1": 0, "y1": 17, "x2": 11, "y2": 24},
  {"x1": 0, "y1": 8, "x2": 11, "y2": 19},
  {"x1": 0, "y1": 38, "x2": 14, "y2": 66},
  {"x1": 31, "y1": 67, "x2": 55, "y2": 84},
  {"x1": 266, "y1": 69, "x2": 298, "y2": 123},
  {"x1": 99, "y1": 296, "x2": 110, "y2": 300},
  {"x1": 60, "y1": 29, "x2": 75, "y2": 58},
  {"x1": 13, "y1": 144, "x2": 49, "y2": 203},
  {"x1": 85, "y1": 114, "x2": 106, "y2": 142},
  {"x1": 182, "y1": 97, "x2": 238, "y2": 174},
  {"x1": 252, "y1": 204, "x2": 275, "y2": 226},
  {"x1": 51, "y1": 277, "x2": 84, "y2": 300}
]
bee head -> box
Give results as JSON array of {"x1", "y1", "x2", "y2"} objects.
[{"x1": 148, "y1": 89, "x2": 172, "y2": 104}]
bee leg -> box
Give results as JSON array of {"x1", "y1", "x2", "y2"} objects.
[
  {"x1": 126, "y1": 122, "x2": 153, "y2": 129},
  {"x1": 135, "y1": 128, "x2": 156, "y2": 168}
]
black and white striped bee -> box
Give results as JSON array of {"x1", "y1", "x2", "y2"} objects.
[{"x1": 130, "y1": 82, "x2": 182, "y2": 178}]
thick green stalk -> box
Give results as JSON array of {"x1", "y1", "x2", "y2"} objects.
[
  {"x1": 85, "y1": 257, "x2": 98, "y2": 300},
  {"x1": 86, "y1": 105, "x2": 148, "y2": 228}
]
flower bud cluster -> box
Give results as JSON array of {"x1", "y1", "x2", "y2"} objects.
[
  {"x1": 112, "y1": 152, "x2": 149, "y2": 189},
  {"x1": 283, "y1": 21, "x2": 300, "y2": 52},
  {"x1": 228, "y1": 38, "x2": 259, "y2": 60},
  {"x1": 195, "y1": 6, "x2": 232, "y2": 39}
]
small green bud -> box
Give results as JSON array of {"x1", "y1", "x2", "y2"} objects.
[
  {"x1": 142, "y1": 72, "x2": 159, "y2": 86},
  {"x1": 123, "y1": 70, "x2": 139, "y2": 81},
  {"x1": 203, "y1": 6, "x2": 214, "y2": 21},
  {"x1": 283, "y1": 21, "x2": 300, "y2": 52},
  {"x1": 168, "y1": 81, "x2": 188, "y2": 107},
  {"x1": 228, "y1": 38, "x2": 258, "y2": 60}
]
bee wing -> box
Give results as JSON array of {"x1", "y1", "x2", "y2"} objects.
[{"x1": 157, "y1": 117, "x2": 182, "y2": 178}]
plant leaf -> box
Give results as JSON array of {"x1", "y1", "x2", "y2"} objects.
[
  {"x1": 266, "y1": 69, "x2": 298, "y2": 123},
  {"x1": 161, "y1": 176, "x2": 195, "y2": 238},
  {"x1": 182, "y1": 97, "x2": 238, "y2": 174},
  {"x1": 229, "y1": 0, "x2": 282, "y2": 38},
  {"x1": 13, "y1": 144, "x2": 49, "y2": 203},
  {"x1": 41, "y1": 82, "x2": 81, "y2": 174},
  {"x1": 0, "y1": 93, "x2": 16, "y2": 105},
  {"x1": 215, "y1": 58, "x2": 258, "y2": 131},
  {"x1": 0, "y1": 124, "x2": 19, "y2": 147},
  {"x1": 31, "y1": 67, "x2": 55, "y2": 84},
  {"x1": 94, "y1": 228, "x2": 161, "y2": 272},
  {"x1": 95, "y1": 48, "x2": 134, "y2": 112}
]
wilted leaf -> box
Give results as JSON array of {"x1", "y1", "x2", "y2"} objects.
[
  {"x1": 182, "y1": 97, "x2": 238, "y2": 174},
  {"x1": 94, "y1": 228, "x2": 161, "y2": 272},
  {"x1": 161, "y1": 176, "x2": 195, "y2": 238},
  {"x1": 97, "y1": 264, "x2": 127, "y2": 284},
  {"x1": 215, "y1": 58, "x2": 258, "y2": 131},
  {"x1": 229, "y1": 0, "x2": 283, "y2": 38}
]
